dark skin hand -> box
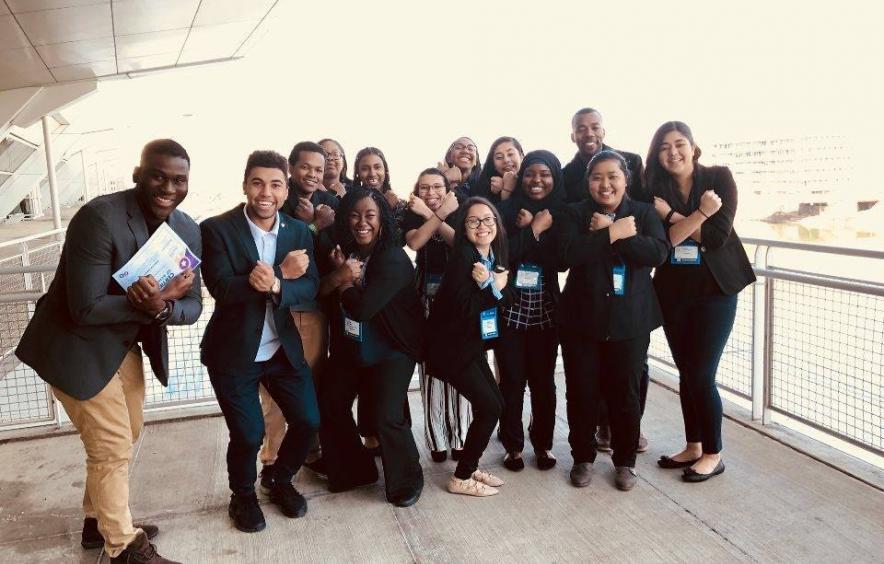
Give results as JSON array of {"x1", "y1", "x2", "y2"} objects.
[{"x1": 127, "y1": 269, "x2": 194, "y2": 317}]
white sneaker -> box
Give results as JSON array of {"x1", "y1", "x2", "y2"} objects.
[
  {"x1": 447, "y1": 476, "x2": 499, "y2": 497},
  {"x1": 472, "y1": 469, "x2": 505, "y2": 487}
]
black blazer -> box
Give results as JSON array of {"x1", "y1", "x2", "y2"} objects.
[
  {"x1": 557, "y1": 198, "x2": 669, "y2": 341},
  {"x1": 563, "y1": 145, "x2": 649, "y2": 204},
  {"x1": 654, "y1": 165, "x2": 756, "y2": 299},
  {"x1": 425, "y1": 244, "x2": 516, "y2": 380},
  {"x1": 199, "y1": 205, "x2": 319, "y2": 372},
  {"x1": 501, "y1": 202, "x2": 567, "y2": 307},
  {"x1": 16, "y1": 189, "x2": 203, "y2": 400},
  {"x1": 338, "y1": 245, "x2": 425, "y2": 362}
]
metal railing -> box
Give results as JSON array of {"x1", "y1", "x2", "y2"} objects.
[{"x1": 0, "y1": 233, "x2": 882, "y2": 457}]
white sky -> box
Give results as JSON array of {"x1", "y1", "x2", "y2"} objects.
[{"x1": 63, "y1": 0, "x2": 884, "y2": 215}]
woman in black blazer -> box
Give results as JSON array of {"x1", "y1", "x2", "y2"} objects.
[
  {"x1": 317, "y1": 188, "x2": 425, "y2": 507},
  {"x1": 557, "y1": 150, "x2": 669, "y2": 491},
  {"x1": 647, "y1": 121, "x2": 755, "y2": 482},
  {"x1": 426, "y1": 196, "x2": 514, "y2": 497},
  {"x1": 467, "y1": 136, "x2": 525, "y2": 203}
]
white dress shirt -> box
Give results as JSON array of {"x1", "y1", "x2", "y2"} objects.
[{"x1": 243, "y1": 206, "x2": 281, "y2": 362}]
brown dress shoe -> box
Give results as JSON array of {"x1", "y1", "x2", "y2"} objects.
[
  {"x1": 81, "y1": 517, "x2": 158, "y2": 550},
  {"x1": 110, "y1": 531, "x2": 180, "y2": 564}
]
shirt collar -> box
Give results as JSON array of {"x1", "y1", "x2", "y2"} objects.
[{"x1": 243, "y1": 205, "x2": 280, "y2": 238}]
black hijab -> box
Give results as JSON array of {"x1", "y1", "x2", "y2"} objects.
[{"x1": 501, "y1": 149, "x2": 567, "y2": 228}]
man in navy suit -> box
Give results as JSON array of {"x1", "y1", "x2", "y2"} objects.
[{"x1": 200, "y1": 150, "x2": 320, "y2": 533}]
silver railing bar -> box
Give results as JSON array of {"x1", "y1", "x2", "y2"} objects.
[
  {"x1": 0, "y1": 264, "x2": 58, "y2": 275},
  {"x1": 755, "y1": 267, "x2": 884, "y2": 297},
  {"x1": 0, "y1": 228, "x2": 66, "y2": 250},
  {"x1": 0, "y1": 292, "x2": 43, "y2": 303},
  {"x1": 742, "y1": 237, "x2": 884, "y2": 260}
]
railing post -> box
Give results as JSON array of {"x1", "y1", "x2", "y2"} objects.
[
  {"x1": 21, "y1": 241, "x2": 32, "y2": 291},
  {"x1": 752, "y1": 245, "x2": 769, "y2": 422}
]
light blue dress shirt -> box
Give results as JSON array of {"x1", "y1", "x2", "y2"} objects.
[{"x1": 243, "y1": 207, "x2": 281, "y2": 362}]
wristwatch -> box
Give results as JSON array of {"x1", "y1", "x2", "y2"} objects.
[{"x1": 154, "y1": 300, "x2": 173, "y2": 323}]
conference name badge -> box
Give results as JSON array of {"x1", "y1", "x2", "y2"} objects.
[
  {"x1": 671, "y1": 240, "x2": 701, "y2": 265},
  {"x1": 612, "y1": 264, "x2": 626, "y2": 296},
  {"x1": 343, "y1": 309, "x2": 363, "y2": 342},
  {"x1": 425, "y1": 273, "x2": 443, "y2": 297},
  {"x1": 480, "y1": 308, "x2": 499, "y2": 340},
  {"x1": 515, "y1": 263, "x2": 542, "y2": 290}
]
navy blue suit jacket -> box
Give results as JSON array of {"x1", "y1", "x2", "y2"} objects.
[{"x1": 199, "y1": 205, "x2": 319, "y2": 372}]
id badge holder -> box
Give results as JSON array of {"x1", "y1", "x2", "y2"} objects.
[
  {"x1": 671, "y1": 240, "x2": 701, "y2": 265},
  {"x1": 515, "y1": 263, "x2": 542, "y2": 290},
  {"x1": 612, "y1": 264, "x2": 626, "y2": 296},
  {"x1": 342, "y1": 307, "x2": 363, "y2": 342},
  {"x1": 425, "y1": 273, "x2": 443, "y2": 297},
  {"x1": 479, "y1": 308, "x2": 499, "y2": 340}
]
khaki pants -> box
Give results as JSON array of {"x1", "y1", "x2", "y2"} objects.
[
  {"x1": 52, "y1": 349, "x2": 144, "y2": 558},
  {"x1": 259, "y1": 310, "x2": 327, "y2": 464}
]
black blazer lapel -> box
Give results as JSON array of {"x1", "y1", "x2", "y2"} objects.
[
  {"x1": 232, "y1": 205, "x2": 261, "y2": 264},
  {"x1": 126, "y1": 191, "x2": 149, "y2": 249}
]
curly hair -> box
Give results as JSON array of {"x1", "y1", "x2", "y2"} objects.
[{"x1": 333, "y1": 187, "x2": 400, "y2": 255}]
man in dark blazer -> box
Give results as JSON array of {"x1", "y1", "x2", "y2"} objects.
[
  {"x1": 16, "y1": 139, "x2": 201, "y2": 564},
  {"x1": 563, "y1": 108, "x2": 650, "y2": 204},
  {"x1": 200, "y1": 150, "x2": 320, "y2": 534}
]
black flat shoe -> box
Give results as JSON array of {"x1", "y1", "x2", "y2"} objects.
[
  {"x1": 657, "y1": 455, "x2": 701, "y2": 469},
  {"x1": 535, "y1": 451, "x2": 557, "y2": 471},
  {"x1": 389, "y1": 486, "x2": 422, "y2": 508},
  {"x1": 430, "y1": 450, "x2": 448, "y2": 463},
  {"x1": 682, "y1": 460, "x2": 725, "y2": 482},
  {"x1": 503, "y1": 452, "x2": 524, "y2": 472},
  {"x1": 451, "y1": 448, "x2": 463, "y2": 461}
]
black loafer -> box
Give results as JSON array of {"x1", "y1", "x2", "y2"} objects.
[
  {"x1": 535, "y1": 451, "x2": 557, "y2": 471},
  {"x1": 682, "y1": 460, "x2": 725, "y2": 482},
  {"x1": 451, "y1": 448, "x2": 463, "y2": 461},
  {"x1": 657, "y1": 455, "x2": 700, "y2": 469},
  {"x1": 503, "y1": 452, "x2": 525, "y2": 471},
  {"x1": 389, "y1": 486, "x2": 422, "y2": 508},
  {"x1": 430, "y1": 450, "x2": 448, "y2": 463}
]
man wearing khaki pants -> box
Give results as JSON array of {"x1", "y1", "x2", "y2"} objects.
[{"x1": 16, "y1": 140, "x2": 202, "y2": 564}]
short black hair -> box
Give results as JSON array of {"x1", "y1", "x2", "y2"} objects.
[
  {"x1": 571, "y1": 107, "x2": 603, "y2": 129},
  {"x1": 288, "y1": 141, "x2": 327, "y2": 167},
  {"x1": 141, "y1": 138, "x2": 190, "y2": 165},
  {"x1": 453, "y1": 196, "x2": 508, "y2": 268},
  {"x1": 243, "y1": 150, "x2": 288, "y2": 182},
  {"x1": 333, "y1": 187, "x2": 400, "y2": 255}
]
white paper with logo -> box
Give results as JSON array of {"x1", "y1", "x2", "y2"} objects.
[{"x1": 113, "y1": 222, "x2": 201, "y2": 290}]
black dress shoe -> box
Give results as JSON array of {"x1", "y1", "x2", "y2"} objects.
[
  {"x1": 228, "y1": 492, "x2": 266, "y2": 533},
  {"x1": 328, "y1": 469, "x2": 379, "y2": 493},
  {"x1": 389, "y1": 486, "x2": 422, "y2": 508},
  {"x1": 430, "y1": 450, "x2": 448, "y2": 463},
  {"x1": 682, "y1": 460, "x2": 725, "y2": 482},
  {"x1": 503, "y1": 452, "x2": 525, "y2": 471},
  {"x1": 657, "y1": 455, "x2": 700, "y2": 469},
  {"x1": 259, "y1": 463, "x2": 276, "y2": 492},
  {"x1": 535, "y1": 451, "x2": 557, "y2": 471},
  {"x1": 81, "y1": 517, "x2": 159, "y2": 549},
  {"x1": 269, "y1": 482, "x2": 307, "y2": 518}
]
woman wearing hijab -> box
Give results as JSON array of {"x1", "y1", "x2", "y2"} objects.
[
  {"x1": 557, "y1": 150, "x2": 669, "y2": 491},
  {"x1": 495, "y1": 150, "x2": 566, "y2": 472},
  {"x1": 469, "y1": 136, "x2": 525, "y2": 204},
  {"x1": 647, "y1": 121, "x2": 755, "y2": 482}
]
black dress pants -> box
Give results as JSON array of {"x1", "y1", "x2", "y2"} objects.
[
  {"x1": 209, "y1": 348, "x2": 320, "y2": 495},
  {"x1": 445, "y1": 354, "x2": 504, "y2": 480},
  {"x1": 495, "y1": 323, "x2": 558, "y2": 453},
  {"x1": 561, "y1": 333, "x2": 649, "y2": 468},
  {"x1": 320, "y1": 355, "x2": 423, "y2": 498}
]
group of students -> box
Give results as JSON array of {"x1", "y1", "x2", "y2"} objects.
[{"x1": 15, "y1": 108, "x2": 755, "y2": 564}]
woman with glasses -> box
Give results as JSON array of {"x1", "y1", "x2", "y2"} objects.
[
  {"x1": 317, "y1": 187, "x2": 425, "y2": 506},
  {"x1": 470, "y1": 136, "x2": 525, "y2": 204},
  {"x1": 495, "y1": 150, "x2": 566, "y2": 472},
  {"x1": 318, "y1": 138, "x2": 352, "y2": 199},
  {"x1": 403, "y1": 168, "x2": 469, "y2": 463},
  {"x1": 647, "y1": 121, "x2": 755, "y2": 482},
  {"x1": 557, "y1": 150, "x2": 669, "y2": 491},
  {"x1": 426, "y1": 197, "x2": 513, "y2": 496},
  {"x1": 440, "y1": 137, "x2": 482, "y2": 200}
]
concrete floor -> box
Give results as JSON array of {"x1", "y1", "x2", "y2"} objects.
[{"x1": 1, "y1": 378, "x2": 882, "y2": 564}]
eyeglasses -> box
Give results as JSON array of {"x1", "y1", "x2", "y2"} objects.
[
  {"x1": 417, "y1": 183, "x2": 445, "y2": 193},
  {"x1": 326, "y1": 153, "x2": 343, "y2": 162},
  {"x1": 452, "y1": 143, "x2": 477, "y2": 152},
  {"x1": 465, "y1": 216, "x2": 496, "y2": 229}
]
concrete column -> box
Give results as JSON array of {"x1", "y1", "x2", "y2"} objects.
[{"x1": 41, "y1": 115, "x2": 62, "y2": 230}]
